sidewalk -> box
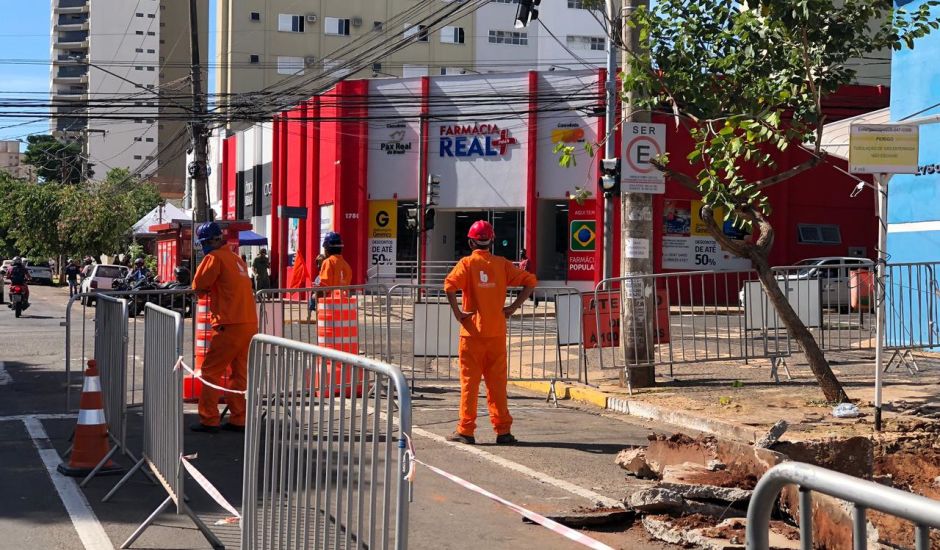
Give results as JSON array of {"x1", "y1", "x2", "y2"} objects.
[{"x1": 511, "y1": 349, "x2": 940, "y2": 443}]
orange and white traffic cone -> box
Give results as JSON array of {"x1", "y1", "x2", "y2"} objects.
[{"x1": 57, "y1": 360, "x2": 124, "y2": 477}]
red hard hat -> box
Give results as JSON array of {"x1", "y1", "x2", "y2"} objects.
[{"x1": 468, "y1": 220, "x2": 495, "y2": 242}]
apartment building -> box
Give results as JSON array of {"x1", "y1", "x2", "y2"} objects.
[
  {"x1": 214, "y1": 1, "x2": 608, "y2": 117},
  {"x1": 0, "y1": 141, "x2": 36, "y2": 182},
  {"x1": 49, "y1": 0, "x2": 207, "y2": 196}
]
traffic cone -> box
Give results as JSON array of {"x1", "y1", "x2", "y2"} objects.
[{"x1": 57, "y1": 360, "x2": 124, "y2": 477}]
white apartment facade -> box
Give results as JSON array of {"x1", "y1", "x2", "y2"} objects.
[
  {"x1": 0, "y1": 141, "x2": 36, "y2": 181},
  {"x1": 49, "y1": 0, "x2": 207, "y2": 196}
]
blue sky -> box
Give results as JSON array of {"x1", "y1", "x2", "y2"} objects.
[{"x1": 0, "y1": 2, "x2": 217, "y2": 148}]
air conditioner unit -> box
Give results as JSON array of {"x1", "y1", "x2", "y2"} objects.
[
  {"x1": 351, "y1": 17, "x2": 362, "y2": 27},
  {"x1": 305, "y1": 14, "x2": 318, "y2": 23},
  {"x1": 304, "y1": 56, "x2": 317, "y2": 67},
  {"x1": 372, "y1": 63, "x2": 382, "y2": 73}
]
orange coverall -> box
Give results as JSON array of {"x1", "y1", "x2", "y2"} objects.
[
  {"x1": 444, "y1": 250, "x2": 537, "y2": 436},
  {"x1": 192, "y1": 247, "x2": 258, "y2": 427},
  {"x1": 319, "y1": 254, "x2": 352, "y2": 287}
]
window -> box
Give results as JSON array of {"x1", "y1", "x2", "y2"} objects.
[
  {"x1": 402, "y1": 65, "x2": 429, "y2": 78},
  {"x1": 797, "y1": 224, "x2": 842, "y2": 245},
  {"x1": 249, "y1": 54, "x2": 260, "y2": 64},
  {"x1": 147, "y1": 13, "x2": 155, "y2": 18},
  {"x1": 134, "y1": 137, "x2": 142, "y2": 142},
  {"x1": 135, "y1": 48, "x2": 143, "y2": 53},
  {"x1": 324, "y1": 17, "x2": 350, "y2": 36},
  {"x1": 135, "y1": 12, "x2": 143, "y2": 17},
  {"x1": 135, "y1": 66, "x2": 143, "y2": 71},
  {"x1": 145, "y1": 137, "x2": 154, "y2": 143},
  {"x1": 568, "y1": 0, "x2": 589, "y2": 7},
  {"x1": 277, "y1": 56, "x2": 304, "y2": 75},
  {"x1": 566, "y1": 35, "x2": 605, "y2": 51},
  {"x1": 488, "y1": 30, "x2": 528, "y2": 45},
  {"x1": 278, "y1": 14, "x2": 305, "y2": 32},
  {"x1": 404, "y1": 24, "x2": 429, "y2": 42},
  {"x1": 323, "y1": 58, "x2": 351, "y2": 77},
  {"x1": 440, "y1": 26, "x2": 465, "y2": 44},
  {"x1": 135, "y1": 30, "x2": 143, "y2": 35},
  {"x1": 147, "y1": 48, "x2": 155, "y2": 53},
  {"x1": 250, "y1": 12, "x2": 261, "y2": 21}
]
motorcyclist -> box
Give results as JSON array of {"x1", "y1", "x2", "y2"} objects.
[
  {"x1": 8, "y1": 256, "x2": 30, "y2": 305},
  {"x1": 127, "y1": 258, "x2": 150, "y2": 283},
  {"x1": 173, "y1": 265, "x2": 191, "y2": 286}
]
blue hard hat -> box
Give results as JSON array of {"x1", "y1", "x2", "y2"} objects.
[
  {"x1": 196, "y1": 222, "x2": 223, "y2": 243},
  {"x1": 323, "y1": 231, "x2": 343, "y2": 248}
]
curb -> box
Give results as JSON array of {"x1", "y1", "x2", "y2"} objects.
[{"x1": 509, "y1": 380, "x2": 761, "y2": 443}]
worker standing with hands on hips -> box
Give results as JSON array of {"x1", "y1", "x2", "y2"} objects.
[
  {"x1": 190, "y1": 222, "x2": 258, "y2": 434},
  {"x1": 444, "y1": 220, "x2": 536, "y2": 445},
  {"x1": 318, "y1": 232, "x2": 352, "y2": 287}
]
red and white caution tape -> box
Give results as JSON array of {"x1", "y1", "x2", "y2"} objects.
[
  {"x1": 411, "y1": 452, "x2": 615, "y2": 550},
  {"x1": 180, "y1": 453, "x2": 242, "y2": 521},
  {"x1": 173, "y1": 356, "x2": 247, "y2": 395}
]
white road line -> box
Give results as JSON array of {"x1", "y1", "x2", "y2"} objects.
[
  {"x1": 410, "y1": 424, "x2": 624, "y2": 509},
  {"x1": 23, "y1": 416, "x2": 115, "y2": 550},
  {"x1": 0, "y1": 413, "x2": 76, "y2": 423},
  {"x1": 0, "y1": 362, "x2": 12, "y2": 386}
]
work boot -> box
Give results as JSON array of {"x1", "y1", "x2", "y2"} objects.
[
  {"x1": 446, "y1": 431, "x2": 475, "y2": 445},
  {"x1": 190, "y1": 423, "x2": 219, "y2": 434},
  {"x1": 495, "y1": 433, "x2": 518, "y2": 445},
  {"x1": 221, "y1": 423, "x2": 245, "y2": 433}
]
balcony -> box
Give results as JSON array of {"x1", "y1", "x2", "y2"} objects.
[
  {"x1": 56, "y1": 20, "x2": 89, "y2": 32},
  {"x1": 54, "y1": 0, "x2": 88, "y2": 15},
  {"x1": 53, "y1": 73, "x2": 88, "y2": 85},
  {"x1": 54, "y1": 30, "x2": 89, "y2": 50}
]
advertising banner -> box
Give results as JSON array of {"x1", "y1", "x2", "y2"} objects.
[
  {"x1": 567, "y1": 198, "x2": 597, "y2": 281},
  {"x1": 319, "y1": 204, "x2": 334, "y2": 254},
  {"x1": 368, "y1": 200, "x2": 398, "y2": 276},
  {"x1": 661, "y1": 199, "x2": 750, "y2": 271}
]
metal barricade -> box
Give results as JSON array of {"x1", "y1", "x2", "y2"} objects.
[
  {"x1": 117, "y1": 303, "x2": 223, "y2": 550},
  {"x1": 241, "y1": 334, "x2": 412, "y2": 550},
  {"x1": 64, "y1": 289, "x2": 198, "y2": 412},
  {"x1": 385, "y1": 284, "x2": 585, "y2": 391},
  {"x1": 883, "y1": 262, "x2": 940, "y2": 373},
  {"x1": 367, "y1": 260, "x2": 458, "y2": 286},
  {"x1": 746, "y1": 461, "x2": 940, "y2": 550},
  {"x1": 80, "y1": 294, "x2": 133, "y2": 486},
  {"x1": 256, "y1": 285, "x2": 390, "y2": 362}
]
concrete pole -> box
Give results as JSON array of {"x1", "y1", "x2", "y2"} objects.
[
  {"x1": 188, "y1": 0, "x2": 210, "y2": 223},
  {"x1": 874, "y1": 173, "x2": 888, "y2": 431},
  {"x1": 621, "y1": 0, "x2": 656, "y2": 387},
  {"x1": 602, "y1": 0, "x2": 620, "y2": 281}
]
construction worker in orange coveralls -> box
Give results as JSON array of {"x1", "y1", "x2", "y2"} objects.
[
  {"x1": 318, "y1": 231, "x2": 352, "y2": 287},
  {"x1": 190, "y1": 222, "x2": 258, "y2": 434},
  {"x1": 444, "y1": 220, "x2": 536, "y2": 445}
]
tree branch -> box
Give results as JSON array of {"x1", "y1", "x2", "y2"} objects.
[
  {"x1": 752, "y1": 156, "x2": 821, "y2": 191},
  {"x1": 699, "y1": 205, "x2": 754, "y2": 259}
]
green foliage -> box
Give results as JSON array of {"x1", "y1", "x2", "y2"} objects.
[
  {"x1": 0, "y1": 168, "x2": 163, "y2": 261},
  {"x1": 622, "y1": 0, "x2": 939, "y2": 231},
  {"x1": 23, "y1": 134, "x2": 89, "y2": 184}
]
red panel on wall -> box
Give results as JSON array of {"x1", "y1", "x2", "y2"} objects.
[{"x1": 222, "y1": 136, "x2": 237, "y2": 220}]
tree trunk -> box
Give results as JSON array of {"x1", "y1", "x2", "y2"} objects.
[{"x1": 750, "y1": 253, "x2": 849, "y2": 403}]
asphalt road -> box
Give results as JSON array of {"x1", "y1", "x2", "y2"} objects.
[{"x1": 0, "y1": 284, "x2": 679, "y2": 550}]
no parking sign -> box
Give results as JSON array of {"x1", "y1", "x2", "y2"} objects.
[{"x1": 622, "y1": 123, "x2": 666, "y2": 194}]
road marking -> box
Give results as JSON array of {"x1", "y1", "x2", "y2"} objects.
[
  {"x1": 410, "y1": 424, "x2": 623, "y2": 508},
  {"x1": 0, "y1": 413, "x2": 76, "y2": 423},
  {"x1": 0, "y1": 362, "x2": 11, "y2": 385},
  {"x1": 23, "y1": 416, "x2": 115, "y2": 550}
]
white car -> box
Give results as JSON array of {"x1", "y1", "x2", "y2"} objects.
[
  {"x1": 25, "y1": 261, "x2": 54, "y2": 285},
  {"x1": 0, "y1": 260, "x2": 11, "y2": 277},
  {"x1": 80, "y1": 264, "x2": 129, "y2": 305},
  {"x1": 740, "y1": 257, "x2": 874, "y2": 309}
]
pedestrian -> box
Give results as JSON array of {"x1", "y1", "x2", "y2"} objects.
[
  {"x1": 252, "y1": 248, "x2": 271, "y2": 290},
  {"x1": 318, "y1": 232, "x2": 351, "y2": 287},
  {"x1": 81, "y1": 257, "x2": 94, "y2": 280},
  {"x1": 190, "y1": 222, "x2": 258, "y2": 434},
  {"x1": 65, "y1": 259, "x2": 81, "y2": 297},
  {"x1": 443, "y1": 220, "x2": 536, "y2": 445}
]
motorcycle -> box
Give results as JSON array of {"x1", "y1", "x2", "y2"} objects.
[{"x1": 8, "y1": 283, "x2": 29, "y2": 318}]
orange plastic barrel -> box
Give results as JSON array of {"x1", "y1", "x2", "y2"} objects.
[
  {"x1": 315, "y1": 290, "x2": 362, "y2": 396},
  {"x1": 184, "y1": 297, "x2": 230, "y2": 401},
  {"x1": 850, "y1": 269, "x2": 874, "y2": 311}
]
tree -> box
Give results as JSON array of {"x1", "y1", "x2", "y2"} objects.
[
  {"x1": 610, "y1": 0, "x2": 939, "y2": 402},
  {"x1": 23, "y1": 134, "x2": 88, "y2": 184}
]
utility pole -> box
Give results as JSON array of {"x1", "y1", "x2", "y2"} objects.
[
  {"x1": 188, "y1": 0, "x2": 210, "y2": 222},
  {"x1": 601, "y1": 0, "x2": 620, "y2": 281},
  {"x1": 620, "y1": 0, "x2": 656, "y2": 387}
]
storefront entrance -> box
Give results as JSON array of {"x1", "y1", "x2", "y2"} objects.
[{"x1": 454, "y1": 210, "x2": 524, "y2": 260}]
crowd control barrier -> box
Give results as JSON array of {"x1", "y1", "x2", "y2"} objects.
[
  {"x1": 385, "y1": 285, "x2": 584, "y2": 397},
  {"x1": 746, "y1": 462, "x2": 940, "y2": 550},
  {"x1": 241, "y1": 334, "x2": 413, "y2": 550},
  {"x1": 117, "y1": 304, "x2": 224, "y2": 550}
]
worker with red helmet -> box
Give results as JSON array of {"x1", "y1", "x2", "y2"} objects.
[{"x1": 443, "y1": 220, "x2": 537, "y2": 445}]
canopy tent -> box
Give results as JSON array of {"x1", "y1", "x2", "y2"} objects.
[
  {"x1": 132, "y1": 203, "x2": 189, "y2": 237},
  {"x1": 239, "y1": 230, "x2": 268, "y2": 246}
]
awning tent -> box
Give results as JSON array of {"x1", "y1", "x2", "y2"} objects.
[
  {"x1": 132, "y1": 203, "x2": 190, "y2": 237},
  {"x1": 239, "y1": 230, "x2": 268, "y2": 246}
]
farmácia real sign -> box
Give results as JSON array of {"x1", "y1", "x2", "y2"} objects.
[{"x1": 439, "y1": 123, "x2": 518, "y2": 158}]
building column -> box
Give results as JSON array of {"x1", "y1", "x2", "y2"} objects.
[{"x1": 526, "y1": 71, "x2": 539, "y2": 270}]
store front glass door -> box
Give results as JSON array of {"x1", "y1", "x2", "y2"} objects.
[{"x1": 454, "y1": 210, "x2": 524, "y2": 261}]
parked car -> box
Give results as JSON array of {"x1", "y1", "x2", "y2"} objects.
[
  {"x1": 25, "y1": 261, "x2": 54, "y2": 285},
  {"x1": 739, "y1": 257, "x2": 874, "y2": 309},
  {"x1": 79, "y1": 264, "x2": 129, "y2": 305},
  {"x1": 0, "y1": 259, "x2": 11, "y2": 278}
]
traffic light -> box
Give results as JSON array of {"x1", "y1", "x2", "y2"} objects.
[
  {"x1": 514, "y1": 0, "x2": 541, "y2": 29},
  {"x1": 427, "y1": 174, "x2": 441, "y2": 206},
  {"x1": 406, "y1": 208, "x2": 419, "y2": 230},
  {"x1": 424, "y1": 208, "x2": 436, "y2": 231},
  {"x1": 600, "y1": 157, "x2": 621, "y2": 194}
]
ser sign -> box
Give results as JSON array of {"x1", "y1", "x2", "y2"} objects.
[{"x1": 440, "y1": 123, "x2": 517, "y2": 158}]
